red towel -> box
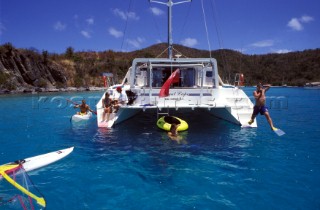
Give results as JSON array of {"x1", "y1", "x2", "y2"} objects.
[{"x1": 159, "y1": 69, "x2": 180, "y2": 97}]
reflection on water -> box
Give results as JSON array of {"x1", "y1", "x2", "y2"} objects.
[{"x1": 83, "y1": 110, "x2": 258, "y2": 180}]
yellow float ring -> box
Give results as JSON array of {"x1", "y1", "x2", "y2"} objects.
[{"x1": 156, "y1": 116, "x2": 188, "y2": 131}]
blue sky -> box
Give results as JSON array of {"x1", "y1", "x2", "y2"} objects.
[{"x1": 0, "y1": 0, "x2": 319, "y2": 55}]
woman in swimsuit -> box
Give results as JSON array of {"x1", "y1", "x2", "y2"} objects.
[{"x1": 102, "y1": 92, "x2": 113, "y2": 122}]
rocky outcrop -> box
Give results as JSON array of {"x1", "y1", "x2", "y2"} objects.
[{"x1": 0, "y1": 47, "x2": 67, "y2": 92}]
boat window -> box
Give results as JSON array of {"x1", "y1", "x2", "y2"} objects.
[
  {"x1": 204, "y1": 68, "x2": 214, "y2": 87},
  {"x1": 135, "y1": 68, "x2": 147, "y2": 87},
  {"x1": 152, "y1": 68, "x2": 163, "y2": 87},
  {"x1": 180, "y1": 68, "x2": 195, "y2": 87},
  {"x1": 150, "y1": 67, "x2": 196, "y2": 88},
  {"x1": 150, "y1": 67, "x2": 175, "y2": 87},
  {"x1": 206, "y1": 71, "x2": 212, "y2": 77}
]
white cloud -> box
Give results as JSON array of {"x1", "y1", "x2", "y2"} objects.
[
  {"x1": 54, "y1": 21, "x2": 67, "y2": 31},
  {"x1": 234, "y1": 48, "x2": 247, "y2": 53},
  {"x1": 287, "y1": 15, "x2": 314, "y2": 31},
  {"x1": 127, "y1": 12, "x2": 139, "y2": 20},
  {"x1": 180, "y1": 38, "x2": 198, "y2": 47},
  {"x1": 81, "y1": 30, "x2": 91, "y2": 38},
  {"x1": 250, "y1": 40, "x2": 274, "y2": 48},
  {"x1": 273, "y1": 49, "x2": 291, "y2": 54},
  {"x1": 109, "y1": 27, "x2": 123, "y2": 38},
  {"x1": 113, "y1": 8, "x2": 139, "y2": 20},
  {"x1": 127, "y1": 37, "x2": 145, "y2": 48},
  {"x1": 300, "y1": 15, "x2": 314, "y2": 23},
  {"x1": 287, "y1": 18, "x2": 303, "y2": 31},
  {"x1": 150, "y1": 7, "x2": 164, "y2": 16},
  {"x1": 86, "y1": 17, "x2": 94, "y2": 25},
  {"x1": 137, "y1": 37, "x2": 145, "y2": 43}
]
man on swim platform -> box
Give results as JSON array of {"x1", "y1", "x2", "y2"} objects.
[{"x1": 248, "y1": 83, "x2": 277, "y2": 130}]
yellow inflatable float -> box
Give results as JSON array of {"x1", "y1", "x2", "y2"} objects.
[{"x1": 157, "y1": 116, "x2": 188, "y2": 131}]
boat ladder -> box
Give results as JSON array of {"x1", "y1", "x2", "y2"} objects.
[{"x1": 157, "y1": 107, "x2": 170, "y2": 120}]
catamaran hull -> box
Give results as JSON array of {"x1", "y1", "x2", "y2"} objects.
[
  {"x1": 97, "y1": 108, "x2": 141, "y2": 128},
  {"x1": 110, "y1": 106, "x2": 256, "y2": 127}
]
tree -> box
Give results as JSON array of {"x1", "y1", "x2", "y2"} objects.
[
  {"x1": 42, "y1": 50, "x2": 48, "y2": 64},
  {"x1": 65, "y1": 47, "x2": 74, "y2": 59}
]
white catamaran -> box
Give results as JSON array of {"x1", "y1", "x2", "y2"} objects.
[{"x1": 96, "y1": 0, "x2": 256, "y2": 128}]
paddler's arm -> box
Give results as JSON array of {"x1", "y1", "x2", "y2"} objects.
[
  {"x1": 88, "y1": 106, "x2": 94, "y2": 113},
  {"x1": 263, "y1": 84, "x2": 271, "y2": 92},
  {"x1": 87, "y1": 106, "x2": 97, "y2": 114}
]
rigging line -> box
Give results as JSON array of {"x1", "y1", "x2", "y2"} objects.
[
  {"x1": 210, "y1": 0, "x2": 230, "y2": 82},
  {"x1": 201, "y1": 0, "x2": 212, "y2": 58},
  {"x1": 172, "y1": 47, "x2": 188, "y2": 58},
  {"x1": 156, "y1": 46, "x2": 170, "y2": 58},
  {"x1": 120, "y1": 0, "x2": 134, "y2": 51},
  {"x1": 148, "y1": 1, "x2": 164, "y2": 44},
  {"x1": 210, "y1": 0, "x2": 224, "y2": 49},
  {"x1": 176, "y1": 1, "x2": 193, "y2": 45}
]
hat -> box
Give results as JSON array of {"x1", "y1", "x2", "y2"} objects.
[{"x1": 116, "y1": 87, "x2": 122, "y2": 91}]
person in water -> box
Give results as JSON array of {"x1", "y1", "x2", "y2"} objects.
[
  {"x1": 112, "y1": 87, "x2": 128, "y2": 113},
  {"x1": 102, "y1": 92, "x2": 113, "y2": 121},
  {"x1": 165, "y1": 116, "x2": 182, "y2": 141},
  {"x1": 248, "y1": 83, "x2": 277, "y2": 130},
  {"x1": 74, "y1": 99, "x2": 94, "y2": 115},
  {"x1": 168, "y1": 123, "x2": 179, "y2": 136}
]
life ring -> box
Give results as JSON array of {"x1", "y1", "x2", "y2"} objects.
[
  {"x1": 156, "y1": 116, "x2": 188, "y2": 131},
  {"x1": 239, "y1": 74, "x2": 244, "y2": 86}
]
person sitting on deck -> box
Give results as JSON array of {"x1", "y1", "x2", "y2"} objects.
[
  {"x1": 112, "y1": 87, "x2": 128, "y2": 113},
  {"x1": 74, "y1": 99, "x2": 94, "y2": 115},
  {"x1": 102, "y1": 92, "x2": 113, "y2": 122}
]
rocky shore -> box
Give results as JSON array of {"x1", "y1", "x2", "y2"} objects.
[{"x1": 0, "y1": 86, "x2": 107, "y2": 95}]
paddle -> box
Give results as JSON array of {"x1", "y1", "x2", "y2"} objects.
[
  {"x1": 66, "y1": 98, "x2": 79, "y2": 106},
  {"x1": 66, "y1": 99, "x2": 97, "y2": 115}
]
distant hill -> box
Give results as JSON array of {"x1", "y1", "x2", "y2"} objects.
[{"x1": 0, "y1": 42, "x2": 319, "y2": 93}]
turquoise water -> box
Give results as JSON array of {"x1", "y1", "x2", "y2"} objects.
[{"x1": 0, "y1": 88, "x2": 320, "y2": 209}]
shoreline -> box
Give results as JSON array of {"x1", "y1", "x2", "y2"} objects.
[
  {"x1": 0, "y1": 85, "x2": 305, "y2": 95},
  {"x1": 0, "y1": 85, "x2": 310, "y2": 95}
]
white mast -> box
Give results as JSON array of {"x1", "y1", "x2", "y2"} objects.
[{"x1": 150, "y1": 0, "x2": 191, "y2": 59}]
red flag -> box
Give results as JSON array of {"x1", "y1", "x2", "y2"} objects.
[{"x1": 159, "y1": 69, "x2": 180, "y2": 97}]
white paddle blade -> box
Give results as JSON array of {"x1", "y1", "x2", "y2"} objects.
[{"x1": 274, "y1": 128, "x2": 285, "y2": 136}]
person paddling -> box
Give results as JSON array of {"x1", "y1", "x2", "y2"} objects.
[
  {"x1": 74, "y1": 99, "x2": 94, "y2": 115},
  {"x1": 248, "y1": 83, "x2": 277, "y2": 130}
]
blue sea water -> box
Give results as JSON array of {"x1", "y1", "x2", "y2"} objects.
[{"x1": 0, "y1": 87, "x2": 320, "y2": 210}]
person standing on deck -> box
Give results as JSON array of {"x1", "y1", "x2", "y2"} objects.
[{"x1": 248, "y1": 83, "x2": 277, "y2": 130}]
